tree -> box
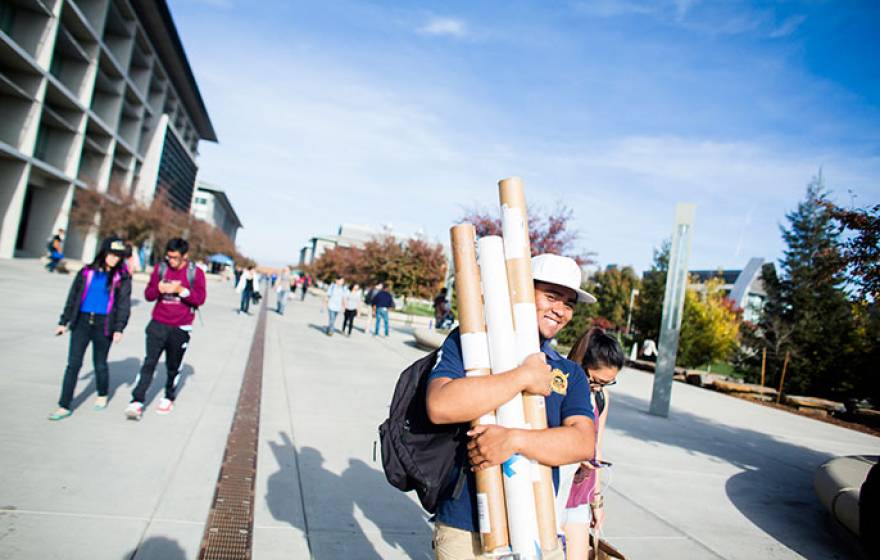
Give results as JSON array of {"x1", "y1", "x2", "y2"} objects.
[
  {"x1": 824, "y1": 201, "x2": 880, "y2": 301},
  {"x1": 69, "y1": 185, "x2": 253, "y2": 266},
  {"x1": 631, "y1": 240, "x2": 670, "y2": 345},
  {"x1": 739, "y1": 174, "x2": 866, "y2": 398},
  {"x1": 308, "y1": 236, "x2": 447, "y2": 299},
  {"x1": 459, "y1": 204, "x2": 595, "y2": 265},
  {"x1": 589, "y1": 266, "x2": 641, "y2": 329},
  {"x1": 677, "y1": 278, "x2": 741, "y2": 368}
]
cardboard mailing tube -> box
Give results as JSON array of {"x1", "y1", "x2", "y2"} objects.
[
  {"x1": 499, "y1": 177, "x2": 559, "y2": 552},
  {"x1": 479, "y1": 235, "x2": 542, "y2": 560},
  {"x1": 450, "y1": 224, "x2": 510, "y2": 554}
]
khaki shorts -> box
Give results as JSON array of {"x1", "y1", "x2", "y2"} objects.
[{"x1": 433, "y1": 522, "x2": 564, "y2": 560}]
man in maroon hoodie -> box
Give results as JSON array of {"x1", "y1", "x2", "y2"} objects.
[{"x1": 126, "y1": 238, "x2": 207, "y2": 420}]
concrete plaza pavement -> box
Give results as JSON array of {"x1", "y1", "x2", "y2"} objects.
[{"x1": 0, "y1": 258, "x2": 877, "y2": 559}]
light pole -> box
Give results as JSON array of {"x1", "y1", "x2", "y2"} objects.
[
  {"x1": 650, "y1": 203, "x2": 696, "y2": 418},
  {"x1": 625, "y1": 288, "x2": 639, "y2": 335}
]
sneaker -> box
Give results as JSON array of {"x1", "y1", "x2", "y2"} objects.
[
  {"x1": 93, "y1": 396, "x2": 108, "y2": 410},
  {"x1": 125, "y1": 401, "x2": 143, "y2": 421},
  {"x1": 156, "y1": 398, "x2": 174, "y2": 415},
  {"x1": 48, "y1": 408, "x2": 72, "y2": 421}
]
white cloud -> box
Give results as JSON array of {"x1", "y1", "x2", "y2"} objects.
[
  {"x1": 769, "y1": 15, "x2": 806, "y2": 38},
  {"x1": 181, "y1": 14, "x2": 880, "y2": 272},
  {"x1": 419, "y1": 16, "x2": 467, "y2": 38}
]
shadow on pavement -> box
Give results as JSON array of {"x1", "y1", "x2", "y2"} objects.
[
  {"x1": 343, "y1": 457, "x2": 432, "y2": 559},
  {"x1": 70, "y1": 357, "x2": 140, "y2": 411},
  {"x1": 143, "y1": 364, "x2": 195, "y2": 408},
  {"x1": 266, "y1": 433, "x2": 431, "y2": 559},
  {"x1": 609, "y1": 391, "x2": 849, "y2": 559},
  {"x1": 70, "y1": 359, "x2": 195, "y2": 411},
  {"x1": 124, "y1": 536, "x2": 186, "y2": 560}
]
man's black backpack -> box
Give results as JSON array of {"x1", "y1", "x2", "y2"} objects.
[{"x1": 378, "y1": 349, "x2": 467, "y2": 513}]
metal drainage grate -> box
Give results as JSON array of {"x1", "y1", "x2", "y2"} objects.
[{"x1": 199, "y1": 300, "x2": 267, "y2": 559}]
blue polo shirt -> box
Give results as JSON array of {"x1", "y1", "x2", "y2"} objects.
[{"x1": 427, "y1": 329, "x2": 594, "y2": 532}]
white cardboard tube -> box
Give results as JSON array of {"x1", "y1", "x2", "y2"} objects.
[{"x1": 479, "y1": 236, "x2": 541, "y2": 559}]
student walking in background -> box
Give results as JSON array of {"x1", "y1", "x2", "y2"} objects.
[
  {"x1": 49, "y1": 237, "x2": 131, "y2": 421},
  {"x1": 237, "y1": 267, "x2": 259, "y2": 314},
  {"x1": 341, "y1": 283, "x2": 362, "y2": 336},
  {"x1": 323, "y1": 277, "x2": 345, "y2": 336},
  {"x1": 561, "y1": 327, "x2": 625, "y2": 560},
  {"x1": 275, "y1": 268, "x2": 291, "y2": 315},
  {"x1": 125, "y1": 238, "x2": 206, "y2": 421},
  {"x1": 370, "y1": 283, "x2": 394, "y2": 337},
  {"x1": 299, "y1": 274, "x2": 312, "y2": 301}
]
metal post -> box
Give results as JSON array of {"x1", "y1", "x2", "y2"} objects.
[
  {"x1": 649, "y1": 203, "x2": 696, "y2": 417},
  {"x1": 625, "y1": 288, "x2": 639, "y2": 335}
]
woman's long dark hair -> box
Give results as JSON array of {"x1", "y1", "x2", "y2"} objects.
[
  {"x1": 88, "y1": 242, "x2": 128, "y2": 290},
  {"x1": 567, "y1": 327, "x2": 625, "y2": 371}
]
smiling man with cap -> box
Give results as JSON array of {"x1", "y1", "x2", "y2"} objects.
[{"x1": 425, "y1": 253, "x2": 598, "y2": 560}]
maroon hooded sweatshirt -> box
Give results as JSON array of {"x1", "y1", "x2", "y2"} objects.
[{"x1": 144, "y1": 263, "x2": 207, "y2": 327}]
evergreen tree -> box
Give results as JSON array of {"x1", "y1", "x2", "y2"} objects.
[{"x1": 741, "y1": 174, "x2": 861, "y2": 398}]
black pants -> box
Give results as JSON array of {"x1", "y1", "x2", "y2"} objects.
[
  {"x1": 240, "y1": 287, "x2": 252, "y2": 313},
  {"x1": 131, "y1": 320, "x2": 190, "y2": 403},
  {"x1": 342, "y1": 309, "x2": 357, "y2": 334},
  {"x1": 58, "y1": 314, "x2": 112, "y2": 409}
]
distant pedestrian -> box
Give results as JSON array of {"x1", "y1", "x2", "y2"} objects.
[
  {"x1": 341, "y1": 283, "x2": 362, "y2": 336},
  {"x1": 237, "y1": 267, "x2": 259, "y2": 314},
  {"x1": 323, "y1": 277, "x2": 345, "y2": 336},
  {"x1": 275, "y1": 269, "x2": 292, "y2": 315},
  {"x1": 233, "y1": 265, "x2": 243, "y2": 286},
  {"x1": 125, "y1": 238, "x2": 206, "y2": 420},
  {"x1": 433, "y1": 287, "x2": 453, "y2": 329},
  {"x1": 370, "y1": 283, "x2": 394, "y2": 337},
  {"x1": 45, "y1": 228, "x2": 65, "y2": 273},
  {"x1": 49, "y1": 237, "x2": 131, "y2": 421},
  {"x1": 300, "y1": 274, "x2": 312, "y2": 301}
]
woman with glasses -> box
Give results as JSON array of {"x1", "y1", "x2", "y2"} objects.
[{"x1": 561, "y1": 327, "x2": 624, "y2": 560}]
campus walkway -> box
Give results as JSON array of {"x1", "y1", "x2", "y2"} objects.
[{"x1": 0, "y1": 259, "x2": 877, "y2": 559}]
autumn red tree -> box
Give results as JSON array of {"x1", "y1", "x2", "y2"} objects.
[
  {"x1": 70, "y1": 185, "x2": 253, "y2": 265},
  {"x1": 308, "y1": 235, "x2": 447, "y2": 299},
  {"x1": 458, "y1": 204, "x2": 594, "y2": 265}
]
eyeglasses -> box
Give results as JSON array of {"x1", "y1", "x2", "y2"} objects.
[{"x1": 589, "y1": 379, "x2": 617, "y2": 389}]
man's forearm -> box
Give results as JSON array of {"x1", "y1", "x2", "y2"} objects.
[
  {"x1": 511, "y1": 422, "x2": 595, "y2": 466},
  {"x1": 427, "y1": 370, "x2": 526, "y2": 424}
]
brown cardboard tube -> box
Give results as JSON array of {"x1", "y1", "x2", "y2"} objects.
[
  {"x1": 450, "y1": 224, "x2": 510, "y2": 552},
  {"x1": 498, "y1": 178, "x2": 559, "y2": 552}
]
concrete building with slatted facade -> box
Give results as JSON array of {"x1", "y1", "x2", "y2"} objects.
[{"x1": 0, "y1": 0, "x2": 216, "y2": 261}]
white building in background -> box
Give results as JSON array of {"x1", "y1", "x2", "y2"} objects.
[
  {"x1": 0, "y1": 0, "x2": 216, "y2": 261},
  {"x1": 191, "y1": 182, "x2": 242, "y2": 243},
  {"x1": 688, "y1": 257, "x2": 767, "y2": 322}
]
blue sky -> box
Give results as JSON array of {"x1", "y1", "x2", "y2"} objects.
[{"x1": 170, "y1": 0, "x2": 880, "y2": 272}]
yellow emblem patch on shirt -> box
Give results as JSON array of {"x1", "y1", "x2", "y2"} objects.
[{"x1": 550, "y1": 368, "x2": 569, "y2": 396}]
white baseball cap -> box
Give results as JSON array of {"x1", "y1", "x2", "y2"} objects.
[{"x1": 531, "y1": 254, "x2": 597, "y2": 304}]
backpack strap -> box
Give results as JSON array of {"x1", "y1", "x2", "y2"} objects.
[{"x1": 451, "y1": 462, "x2": 468, "y2": 501}]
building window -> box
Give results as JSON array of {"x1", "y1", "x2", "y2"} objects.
[
  {"x1": 194, "y1": 197, "x2": 207, "y2": 205},
  {"x1": 156, "y1": 130, "x2": 197, "y2": 212}
]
